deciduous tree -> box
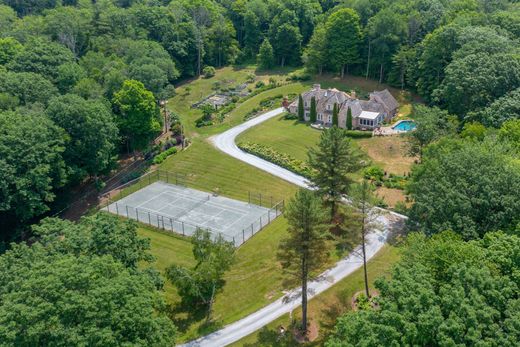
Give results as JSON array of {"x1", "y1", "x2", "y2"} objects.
[
  {"x1": 407, "y1": 139, "x2": 520, "y2": 239},
  {"x1": 325, "y1": 8, "x2": 362, "y2": 78},
  {"x1": 257, "y1": 38, "x2": 274, "y2": 69},
  {"x1": 46, "y1": 94, "x2": 119, "y2": 183},
  {"x1": 166, "y1": 229, "x2": 235, "y2": 319},
  {"x1": 112, "y1": 79, "x2": 161, "y2": 151},
  {"x1": 0, "y1": 111, "x2": 66, "y2": 232}
]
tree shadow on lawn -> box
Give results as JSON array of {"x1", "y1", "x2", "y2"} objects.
[{"x1": 167, "y1": 302, "x2": 224, "y2": 338}]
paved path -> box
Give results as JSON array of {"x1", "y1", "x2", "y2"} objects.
[{"x1": 180, "y1": 108, "x2": 406, "y2": 346}]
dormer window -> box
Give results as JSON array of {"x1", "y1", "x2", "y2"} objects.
[
  {"x1": 327, "y1": 104, "x2": 331, "y2": 110},
  {"x1": 304, "y1": 101, "x2": 308, "y2": 107}
]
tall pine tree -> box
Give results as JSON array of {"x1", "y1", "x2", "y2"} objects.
[
  {"x1": 308, "y1": 127, "x2": 362, "y2": 220},
  {"x1": 278, "y1": 189, "x2": 329, "y2": 334}
]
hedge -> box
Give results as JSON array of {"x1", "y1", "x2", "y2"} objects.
[
  {"x1": 153, "y1": 147, "x2": 177, "y2": 165},
  {"x1": 238, "y1": 142, "x2": 313, "y2": 178},
  {"x1": 344, "y1": 130, "x2": 372, "y2": 138}
]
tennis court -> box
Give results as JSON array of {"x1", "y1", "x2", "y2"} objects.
[{"x1": 103, "y1": 181, "x2": 283, "y2": 246}]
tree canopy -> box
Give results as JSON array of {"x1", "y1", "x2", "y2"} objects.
[
  {"x1": 326, "y1": 231, "x2": 520, "y2": 347},
  {"x1": 407, "y1": 139, "x2": 520, "y2": 240},
  {"x1": 0, "y1": 214, "x2": 176, "y2": 345}
]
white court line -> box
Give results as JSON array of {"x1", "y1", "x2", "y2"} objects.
[
  {"x1": 163, "y1": 190, "x2": 255, "y2": 215},
  {"x1": 134, "y1": 191, "x2": 170, "y2": 209}
]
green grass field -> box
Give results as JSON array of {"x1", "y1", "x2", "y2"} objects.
[
  {"x1": 230, "y1": 245, "x2": 401, "y2": 346},
  {"x1": 138, "y1": 217, "x2": 292, "y2": 343}
]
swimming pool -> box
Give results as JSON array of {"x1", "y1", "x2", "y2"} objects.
[{"x1": 392, "y1": 120, "x2": 416, "y2": 132}]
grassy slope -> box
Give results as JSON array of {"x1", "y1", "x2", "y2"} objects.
[
  {"x1": 230, "y1": 245, "x2": 401, "y2": 347},
  {"x1": 138, "y1": 218, "x2": 291, "y2": 343}
]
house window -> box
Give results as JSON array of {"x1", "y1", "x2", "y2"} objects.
[
  {"x1": 318, "y1": 113, "x2": 322, "y2": 120},
  {"x1": 304, "y1": 102, "x2": 308, "y2": 107},
  {"x1": 327, "y1": 104, "x2": 331, "y2": 110},
  {"x1": 328, "y1": 116, "x2": 331, "y2": 123}
]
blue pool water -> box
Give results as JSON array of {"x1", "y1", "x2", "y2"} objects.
[{"x1": 392, "y1": 120, "x2": 416, "y2": 132}]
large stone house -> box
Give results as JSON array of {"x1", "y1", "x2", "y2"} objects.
[{"x1": 287, "y1": 84, "x2": 398, "y2": 130}]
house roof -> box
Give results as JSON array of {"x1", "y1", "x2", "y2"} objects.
[
  {"x1": 359, "y1": 111, "x2": 380, "y2": 120},
  {"x1": 371, "y1": 89, "x2": 398, "y2": 111},
  {"x1": 359, "y1": 100, "x2": 385, "y2": 113}
]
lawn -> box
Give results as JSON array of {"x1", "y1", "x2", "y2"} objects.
[
  {"x1": 159, "y1": 139, "x2": 298, "y2": 203},
  {"x1": 230, "y1": 245, "x2": 401, "y2": 346},
  {"x1": 237, "y1": 113, "x2": 414, "y2": 207},
  {"x1": 167, "y1": 66, "x2": 300, "y2": 136},
  {"x1": 138, "y1": 217, "x2": 290, "y2": 343}
]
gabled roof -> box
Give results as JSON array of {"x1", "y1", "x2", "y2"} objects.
[
  {"x1": 359, "y1": 100, "x2": 384, "y2": 113},
  {"x1": 341, "y1": 99, "x2": 363, "y2": 118},
  {"x1": 371, "y1": 89, "x2": 398, "y2": 111}
]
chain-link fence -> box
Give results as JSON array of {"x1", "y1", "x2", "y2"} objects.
[{"x1": 100, "y1": 169, "x2": 285, "y2": 247}]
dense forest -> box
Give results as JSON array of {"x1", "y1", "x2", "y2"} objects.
[{"x1": 1, "y1": 0, "x2": 520, "y2": 345}]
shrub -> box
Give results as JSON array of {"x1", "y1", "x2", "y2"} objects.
[
  {"x1": 286, "y1": 70, "x2": 311, "y2": 81},
  {"x1": 170, "y1": 122, "x2": 182, "y2": 136},
  {"x1": 255, "y1": 81, "x2": 265, "y2": 88},
  {"x1": 153, "y1": 147, "x2": 177, "y2": 164},
  {"x1": 203, "y1": 66, "x2": 216, "y2": 78},
  {"x1": 238, "y1": 142, "x2": 313, "y2": 178},
  {"x1": 284, "y1": 113, "x2": 298, "y2": 120},
  {"x1": 246, "y1": 73, "x2": 256, "y2": 83},
  {"x1": 364, "y1": 166, "x2": 384, "y2": 182},
  {"x1": 344, "y1": 130, "x2": 372, "y2": 138}
]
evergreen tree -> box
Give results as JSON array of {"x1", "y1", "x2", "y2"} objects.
[
  {"x1": 257, "y1": 39, "x2": 274, "y2": 69},
  {"x1": 310, "y1": 96, "x2": 317, "y2": 122},
  {"x1": 278, "y1": 189, "x2": 329, "y2": 334},
  {"x1": 298, "y1": 94, "x2": 304, "y2": 121},
  {"x1": 346, "y1": 107, "x2": 353, "y2": 130},
  {"x1": 308, "y1": 127, "x2": 362, "y2": 220},
  {"x1": 332, "y1": 103, "x2": 338, "y2": 126}
]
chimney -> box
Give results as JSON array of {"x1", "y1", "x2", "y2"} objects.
[
  {"x1": 312, "y1": 84, "x2": 321, "y2": 90},
  {"x1": 350, "y1": 90, "x2": 357, "y2": 99}
]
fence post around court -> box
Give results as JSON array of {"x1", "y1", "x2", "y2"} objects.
[
  {"x1": 115, "y1": 202, "x2": 119, "y2": 215},
  {"x1": 251, "y1": 223, "x2": 254, "y2": 236},
  {"x1": 182, "y1": 222, "x2": 185, "y2": 235},
  {"x1": 242, "y1": 229, "x2": 245, "y2": 243},
  {"x1": 248, "y1": 191, "x2": 251, "y2": 204},
  {"x1": 136, "y1": 209, "x2": 139, "y2": 222},
  {"x1": 126, "y1": 205, "x2": 129, "y2": 218},
  {"x1": 148, "y1": 212, "x2": 151, "y2": 224}
]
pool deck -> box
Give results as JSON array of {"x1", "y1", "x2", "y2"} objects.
[{"x1": 373, "y1": 119, "x2": 415, "y2": 136}]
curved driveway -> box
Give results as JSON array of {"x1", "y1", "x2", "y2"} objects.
[{"x1": 181, "y1": 108, "x2": 406, "y2": 347}]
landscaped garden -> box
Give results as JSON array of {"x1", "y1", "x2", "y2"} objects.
[{"x1": 236, "y1": 112, "x2": 415, "y2": 208}]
